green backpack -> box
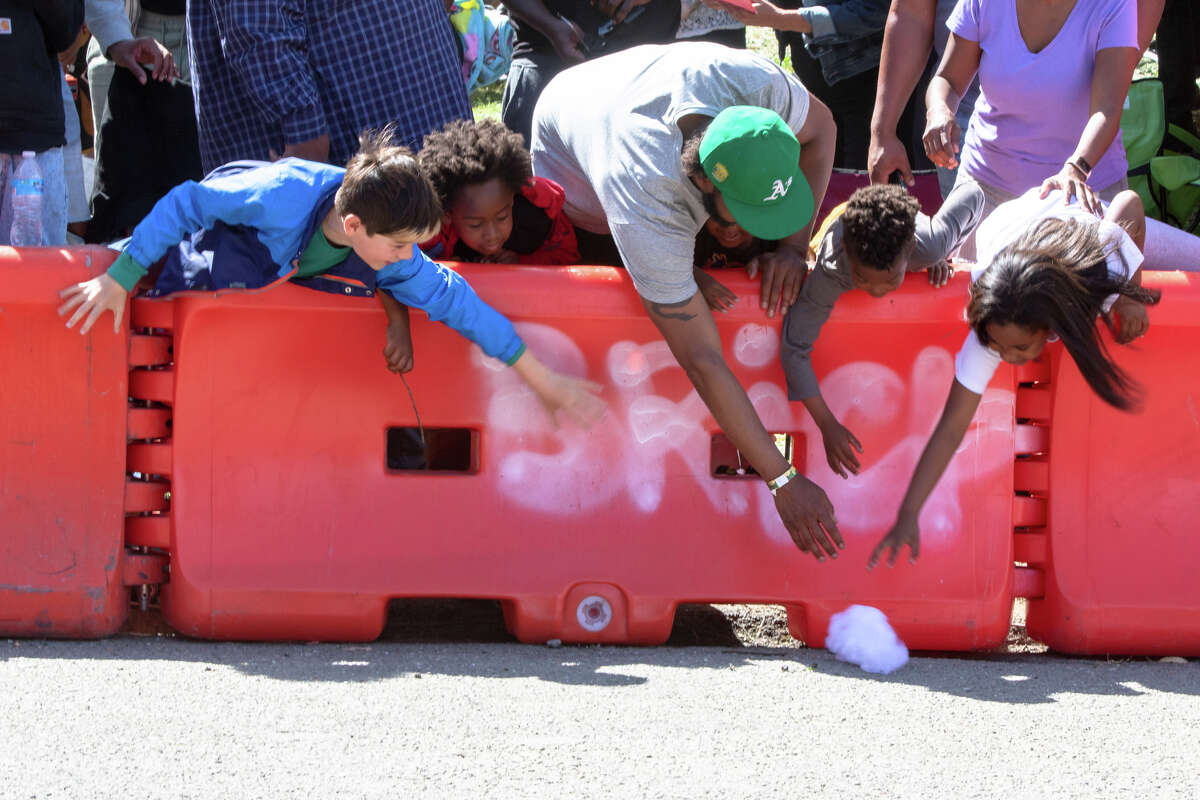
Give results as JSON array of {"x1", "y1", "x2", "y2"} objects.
[{"x1": 1121, "y1": 78, "x2": 1200, "y2": 234}]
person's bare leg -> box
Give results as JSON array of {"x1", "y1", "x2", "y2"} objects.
[{"x1": 1103, "y1": 189, "x2": 1146, "y2": 252}]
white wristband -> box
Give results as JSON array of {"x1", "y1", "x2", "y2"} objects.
[{"x1": 767, "y1": 466, "x2": 799, "y2": 496}]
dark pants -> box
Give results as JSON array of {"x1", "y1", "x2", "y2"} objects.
[
  {"x1": 573, "y1": 226, "x2": 623, "y2": 267},
  {"x1": 502, "y1": 53, "x2": 567, "y2": 149},
  {"x1": 1157, "y1": 0, "x2": 1199, "y2": 136},
  {"x1": 777, "y1": 33, "x2": 932, "y2": 172}
]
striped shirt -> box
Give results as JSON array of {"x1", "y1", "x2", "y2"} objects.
[{"x1": 188, "y1": 0, "x2": 472, "y2": 172}]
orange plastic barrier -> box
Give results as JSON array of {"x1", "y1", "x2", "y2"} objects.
[
  {"x1": 1024, "y1": 271, "x2": 1200, "y2": 656},
  {"x1": 148, "y1": 266, "x2": 1017, "y2": 648},
  {"x1": 0, "y1": 246, "x2": 130, "y2": 637}
]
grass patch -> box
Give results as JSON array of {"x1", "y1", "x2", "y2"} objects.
[{"x1": 470, "y1": 80, "x2": 505, "y2": 121}]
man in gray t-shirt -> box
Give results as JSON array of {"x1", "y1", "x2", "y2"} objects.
[{"x1": 531, "y1": 43, "x2": 844, "y2": 561}]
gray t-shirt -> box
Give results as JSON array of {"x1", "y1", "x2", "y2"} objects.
[
  {"x1": 780, "y1": 179, "x2": 985, "y2": 400},
  {"x1": 530, "y1": 42, "x2": 812, "y2": 304}
]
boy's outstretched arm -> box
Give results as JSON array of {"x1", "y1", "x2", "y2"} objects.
[
  {"x1": 510, "y1": 351, "x2": 606, "y2": 429},
  {"x1": 379, "y1": 291, "x2": 414, "y2": 373},
  {"x1": 780, "y1": 253, "x2": 861, "y2": 476},
  {"x1": 909, "y1": 180, "x2": 985, "y2": 287},
  {"x1": 802, "y1": 394, "x2": 862, "y2": 479},
  {"x1": 377, "y1": 252, "x2": 606, "y2": 428}
]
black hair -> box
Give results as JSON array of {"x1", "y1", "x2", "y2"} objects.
[
  {"x1": 418, "y1": 119, "x2": 531, "y2": 211},
  {"x1": 337, "y1": 126, "x2": 442, "y2": 237},
  {"x1": 682, "y1": 128, "x2": 706, "y2": 180},
  {"x1": 968, "y1": 217, "x2": 1162, "y2": 410},
  {"x1": 841, "y1": 185, "x2": 921, "y2": 271}
]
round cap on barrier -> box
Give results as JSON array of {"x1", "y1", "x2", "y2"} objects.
[{"x1": 576, "y1": 595, "x2": 613, "y2": 632}]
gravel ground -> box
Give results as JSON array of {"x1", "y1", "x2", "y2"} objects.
[{"x1": 2, "y1": 635, "x2": 1196, "y2": 800}]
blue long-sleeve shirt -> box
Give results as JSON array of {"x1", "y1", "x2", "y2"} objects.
[{"x1": 107, "y1": 159, "x2": 525, "y2": 364}]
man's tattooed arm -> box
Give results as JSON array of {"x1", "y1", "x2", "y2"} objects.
[{"x1": 646, "y1": 297, "x2": 698, "y2": 321}]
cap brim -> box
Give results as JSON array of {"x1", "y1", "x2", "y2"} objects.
[{"x1": 721, "y1": 168, "x2": 814, "y2": 242}]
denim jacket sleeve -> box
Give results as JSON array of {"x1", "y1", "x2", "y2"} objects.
[{"x1": 799, "y1": 0, "x2": 890, "y2": 45}]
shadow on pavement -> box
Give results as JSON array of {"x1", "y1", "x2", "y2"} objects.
[{"x1": 2, "y1": 626, "x2": 1196, "y2": 701}]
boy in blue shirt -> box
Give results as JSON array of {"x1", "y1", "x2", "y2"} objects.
[{"x1": 58, "y1": 129, "x2": 604, "y2": 427}]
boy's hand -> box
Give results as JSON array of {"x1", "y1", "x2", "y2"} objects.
[
  {"x1": 383, "y1": 320, "x2": 415, "y2": 373},
  {"x1": 817, "y1": 418, "x2": 863, "y2": 479},
  {"x1": 491, "y1": 248, "x2": 520, "y2": 264},
  {"x1": 1111, "y1": 296, "x2": 1149, "y2": 344},
  {"x1": 694, "y1": 267, "x2": 737, "y2": 312},
  {"x1": 868, "y1": 512, "x2": 921, "y2": 569},
  {"x1": 535, "y1": 371, "x2": 607, "y2": 429},
  {"x1": 511, "y1": 350, "x2": 606, "y2": 429},
  {"x1": 58, "y1": 274, "x2": 128, "y2": 334},
  {"x1": 927, "y1": 260, "x2": 953, "y2": 288}
]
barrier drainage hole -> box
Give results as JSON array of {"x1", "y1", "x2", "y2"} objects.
[
  {"x1": 711, "y1": 432, "x2": 803, "y2": 478},
  {"x1": 386, "y1": 427, "x2": 476, "y2": 472}
]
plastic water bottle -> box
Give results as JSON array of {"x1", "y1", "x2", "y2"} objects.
[{"x1": 10, "y1": 151, "x2": 44, "y2": 246}]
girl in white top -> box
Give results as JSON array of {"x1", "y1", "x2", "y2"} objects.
[{"x1": 869, "y1": 187, "x2": 1161, "y2": 569}]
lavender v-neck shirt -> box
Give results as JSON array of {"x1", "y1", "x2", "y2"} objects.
[{"x1": 949, "y1": 0, "x2": 1138, "y2": 195}]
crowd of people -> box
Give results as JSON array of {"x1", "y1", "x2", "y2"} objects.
[{"x1": 4, "y1": 0, "x2": 1198, "y2": 564}]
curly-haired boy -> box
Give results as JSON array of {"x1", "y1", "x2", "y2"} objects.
[
  {"x1": 417, "y1": 119, "x2": 578, "y2": 265},
  {"x1": 781, "y1": 181, "x2": 985, "y2": 478}
]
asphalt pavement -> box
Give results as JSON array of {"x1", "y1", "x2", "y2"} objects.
[{"x1": 2, "y1": 638, "x2": 1197, "y2": 799}]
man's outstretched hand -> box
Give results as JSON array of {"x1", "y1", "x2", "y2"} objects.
[
  {"x1": 775, "y1": 475, "x2": 843, "y2": 561},
  {"x1": 747, "y1": 247, "x2": 807, "y2": 318}
]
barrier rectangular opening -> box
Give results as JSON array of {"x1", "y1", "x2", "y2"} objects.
[
  {"x1": 386, "y1": 427, "x2": 476, "y2": 473},
  {"x1": 711, "y1": 432, "x2": 801, "y2": 478}
]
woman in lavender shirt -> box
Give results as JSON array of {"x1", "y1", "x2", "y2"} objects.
[{"x1": 923, "y1": 0, "x2": 1139, "y2": 248}]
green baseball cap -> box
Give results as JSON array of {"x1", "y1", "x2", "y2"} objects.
[{"x1": 699, "y1": 106, "x2": 813, "y2": 241}]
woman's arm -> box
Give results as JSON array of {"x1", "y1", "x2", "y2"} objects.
[
  {"x1": 923, "y1": 33, "x2": 982, "y2": 169},
  {"x1": 1039, "y1": 46, "x2": 1140, "y2": 214},
  {"x1": 708, "y1": 0, "x2": 889, "y2": 38},
  {"x1": 868, "y1": 379, "x2": 982, "y2": 567}
]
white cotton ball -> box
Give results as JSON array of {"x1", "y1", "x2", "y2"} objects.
[{"x1": 825, "y1": 604, "x2": 909, "y2": 675}]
